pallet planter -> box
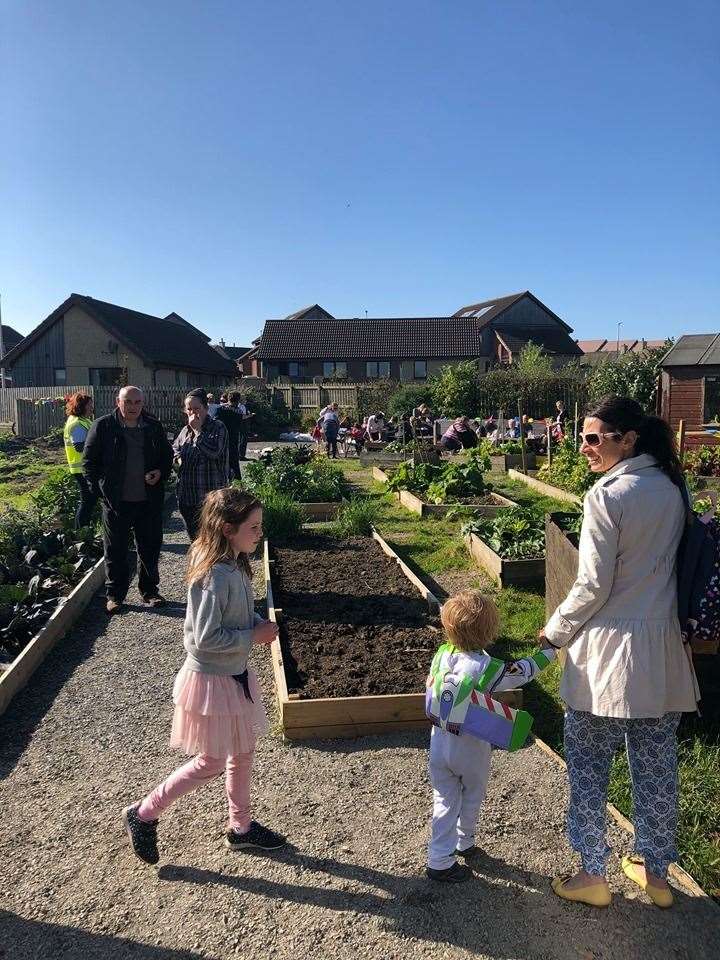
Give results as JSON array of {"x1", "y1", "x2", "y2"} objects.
[
  {"x1": 0, "y1": 558, "x2": 105, "y2": 716},
  {"x1": 464, "y1": 531, "x2": 545, "y2": 588},
  {"x1": 507, "y1": 468, "x2": 583, "y2": 505},
  {"x1": 372, "y1": 467, "x2": 518, "y2": 518}
]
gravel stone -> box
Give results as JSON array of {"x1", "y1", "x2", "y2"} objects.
[{"x1": 0, "y1": 509, "x2": 718, "y2": 959}]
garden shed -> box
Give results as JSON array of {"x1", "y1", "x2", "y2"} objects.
[{"x1": 660, "y1": 334, "x2": 720, "y2": 447}]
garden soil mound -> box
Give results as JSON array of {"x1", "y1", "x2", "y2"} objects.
[{"x1": 273, "y1": 533, "x2": 439, "y2": 698}]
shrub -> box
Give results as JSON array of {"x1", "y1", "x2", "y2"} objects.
[
  {"x1": 537, "y1": 439, "x2": 594, "y2": 496},
  {"x1": 333, "y1": 497, "x2": 378, "y2": 537},
  {"x1": 385, "y1": 383, "x2": 433, "y2": 417},
  {"x1": 260, "y1": 491, "x2": 303, "y2": 541},
  {"x1": 586, "y1": 341, "x2": 672, "y2": 412}
]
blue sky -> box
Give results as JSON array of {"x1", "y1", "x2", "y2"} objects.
[{"x1": 1, "y1": 0, "x2": 718, "y2": 346}]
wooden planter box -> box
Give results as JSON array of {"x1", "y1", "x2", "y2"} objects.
[
  {"x1": 373, "y1": 467, "x2": 517, "y2": 518},
  {"x1": 489, "y1": 453, "x2": 537, "y2": 473},
  {"x1": 545, "y1": 514, "x2": 580, "y2": 619},
  {"x1": 264, "y1": 532, "x2": 439, "y2": 739},
  {"x1": 299, "y1": 501, "x2": 341, "y2": 521},
  {"x1": 464, "y1": 532, "x2": 545, "y2": 588},
  {"x1": 507, "y1": 468, "x2": 583, "y2": 505},
  {"x1": 0, "y1": 558, "x2": 106, "y2": 716}
]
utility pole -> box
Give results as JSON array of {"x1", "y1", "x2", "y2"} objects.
[{"x1": 616, "y1": 320, "x2": 623, "y2": 358}]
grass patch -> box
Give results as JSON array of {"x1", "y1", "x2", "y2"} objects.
[{"x1": 490, "y1": 476, "x2": 576, "y2": 515}]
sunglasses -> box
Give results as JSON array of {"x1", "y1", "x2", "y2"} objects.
[{"x1": 580, "y1": 431, "x2": 622, "y2": 447}]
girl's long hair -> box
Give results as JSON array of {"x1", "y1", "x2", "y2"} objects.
[
  {"x1": 586, "y1": 395, "x2": 684, "y2": 490},
  {"x1": 186, "y1": 487, "x2": 262, "y2": 585}
]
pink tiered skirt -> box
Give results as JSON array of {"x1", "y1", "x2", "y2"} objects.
[{"x1": 169, "y1": 664, "x2": 269, "y2": 757}]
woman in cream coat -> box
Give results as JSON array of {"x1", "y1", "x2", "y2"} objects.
[{"x1": 540, "y1": 395, "x2": 698, "y2": 909}]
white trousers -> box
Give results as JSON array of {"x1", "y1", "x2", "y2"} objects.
[{"x1": 427, "y1": 729, "x2": 492, "y2": 870}]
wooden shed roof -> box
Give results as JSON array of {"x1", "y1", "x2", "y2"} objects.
[{"x1": 662, "y1": 334, "x2": 720, "y2": 367}]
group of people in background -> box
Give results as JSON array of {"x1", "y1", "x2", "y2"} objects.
[
  {"x1": 438, "y1": 400, "x2": 570, "y2": 453},
  {"x1": 63, "y1": 385, "x2": 256, "y2": 616}
]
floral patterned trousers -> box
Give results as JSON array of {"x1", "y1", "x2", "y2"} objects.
[{"x1": 564, "y1": 709, "x2": 681, "y2": 878}]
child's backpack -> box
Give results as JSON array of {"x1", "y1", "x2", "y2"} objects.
[
  {"x1": 677, "y1": 487, "x2": 720, "y2": 655},
  {"x1": 425, "y1": 644, "x2": 534, "y2": 752}
]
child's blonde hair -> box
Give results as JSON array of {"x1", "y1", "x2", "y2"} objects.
[
  {"x1": 186, "y1": 487, "x2": 261, "y2": 584},
  {"x1": 440, "y1": 590, "x2": 499, "y2": 652}
]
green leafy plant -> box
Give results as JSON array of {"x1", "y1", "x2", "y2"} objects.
[
  {"x1": 385, "y1": 383, "x2": 433, "y2": 417},
  {"x1": 332, "y1": 497, "x2": 378, "y2": 537},
  {"x1": 260, "y1": 491, "x2": 303, "y2": 540},
  {"x1": 241, "y1": 447, "x2": 346, "y2": 502},
  {"x1": 385, "y1": 448, "x2": 492, "y2": 504},
  {"x1": 586, "y1": 341, "x2": 673, "y2": 412},
  {"x1": 537, "y1": 439, "x2": 594, "y2": 496},
  {"x1": 462, "y1": 507, "x2": 546, "y2": 560},
  {"x1": 684, "y1": 445, "x2": 720, "y2": 478}
]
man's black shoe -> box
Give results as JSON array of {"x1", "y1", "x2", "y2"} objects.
[
  {"x1": 122, "y1": 803, "x2": 160, "y2": 864},
  {"x1": 225, "y1": 821, "x2": 286, "y2": 851},
  {"x1": 142, "y1": 594, "x2": 167, "y2": 608},
  {"x1": 426, "y1": 862, "x2": 472, "y2": 883}
]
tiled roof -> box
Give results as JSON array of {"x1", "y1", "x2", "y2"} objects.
[
  {"x1": 215, "y1": 345, "x2": 252, "y2": 361},
  {"x1": 283, "y1": 304, "x2": 335, "y2": 321},
  {"x1": 577, "y1": 338, "x2": 668, "y2": 354},
  {"x1": 256, "y1": 317, "x2": 486, "y2": 360},
  {"x1": 2, "y1": 294, "x2": 237, "y2": 377},
  {"x1": 451, "y1": 292, "x2": 526, "y2": 321}
]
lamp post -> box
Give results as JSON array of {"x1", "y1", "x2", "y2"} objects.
[
  {"x1": 616, "y1": 321, "x2": 623, "y2": 358},
  {"x1": 0, "y1": 293, "x2": 6, "y2": 393}
]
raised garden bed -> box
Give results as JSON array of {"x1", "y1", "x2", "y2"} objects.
[
  {"x1": 264, "y1": 530, "x2": 440, "y2": 739},
  {"x1": 372, "y1": 466, "x2": 517, "y2": 518},
  {"x1": 0, "y1": 557, "x2": 105, "y2": 716},
  {"x1": 489, "y1": 453, "x2": 537, "y2": 473},
  {"x1": 464, "y1": 531, "x2": 545, "y2": 588},
  {"x1": 507, "y1": 468, "x2": 583, "y2": 505},
  {"x1": 299, "y1": 501, "x2": 341, "y2": 521}
]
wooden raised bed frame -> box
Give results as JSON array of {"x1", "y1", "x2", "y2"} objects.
[
  {"x1": 372, "y1": 467, "x2": 518, "y2": 518},
  {"x1": 464, "y1": 532, "x2": 545, "y2": 588},
  {"x1": 507, "y1": 468, "x2": 582, "y2": 505},
  {"x1": 299, "y1": 501, "x2": 341, "y2": 521},
  {"x1": 0, "y1": 558, "x2": 106, "y2": 716},
  {"x1": 489, "y1": 453, "x2": 537, "y2": 473},
  {"x1": 264, "y1": 533, "x2": 439, "y2": 739}
]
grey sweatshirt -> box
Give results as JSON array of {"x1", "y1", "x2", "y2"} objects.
[{"x1": 183, "y1": 560, "x2": 262, "y2": 675}]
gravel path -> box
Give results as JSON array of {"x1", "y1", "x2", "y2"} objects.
[{"x1": 1, "y1": 510, "x2": 718, "y2": 960}]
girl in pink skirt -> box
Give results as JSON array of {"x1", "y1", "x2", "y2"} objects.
[{"x1": 123, "y1": 487, "x2": 285, "y2": 864}]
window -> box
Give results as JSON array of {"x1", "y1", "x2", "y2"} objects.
[
  {"x1": 414, "y1": 360, "x2": 427, "y2": 379},
  {"x1": 89, "y1": 367, "x2": 123, "y2": 386},
  {"x1": 704, "y1": 377, "x2": 720, "y2": 423},
  {"x1": 54, "y1": 367, "x2": 67, "y2": 385},
  {"x1": 323, "y1": 361, "x2": 347, "y2": 379},
  {"x1": 288, "y1": 362, "x2": 306, "y2": 378},
  {"x1": 366, "y1": 361, "x2": 391, "y2": 379}
]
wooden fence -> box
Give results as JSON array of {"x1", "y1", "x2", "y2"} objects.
[
  {"x1": 6, "y1": 385, "x2": 192, "y2": 437},
  {"x1": 270, "y1": 383, "x2": 360, "y2": 413}
]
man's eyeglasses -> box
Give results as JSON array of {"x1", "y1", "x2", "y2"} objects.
[{"x1": 580, "y1": 431, "x2": 622, "y2": 447}]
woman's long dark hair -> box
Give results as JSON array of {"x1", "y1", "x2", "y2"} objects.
[{"x1": 586, "y1": 395, "x2": 685, "y2": 490}]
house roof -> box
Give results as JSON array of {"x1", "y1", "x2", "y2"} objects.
[
  {"x1": 283, "y1": 304, "x2": 335, "y2": 321},
  {"x1": 496, "y1": 328, "x2": 583, "y2": 357},
  {"x1": 256, "y1": 317, "x2": 487, "y2": 360},
  {"x1": 214, "y1": 344, "x2": 252, "y2": 361},
  {"x1": 662, "y1": 334, "x2": 720, "y2": 368},
  {"x1": 0, "y1": 324, "x2": 25, "y2": 355},
  {"x1": 577, "y1": 338, "x2": 667, "y2": 354},
  {"x1": 2, "y1": 294, "x2": 237, "y2": 377},
  {"x1": 452, "y1": 290, "x2": 574, "y2": 333}
]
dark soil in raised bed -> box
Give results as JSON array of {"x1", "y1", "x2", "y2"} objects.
[
  {"x1": 452, "y1": 493, "x2": 509, "y2": 506},
  {"x1": 272, "y1": 533, "x2": 440, "y2": 698}
]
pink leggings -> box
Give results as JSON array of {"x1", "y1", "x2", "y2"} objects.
[{"x1": 137, "y1": 752, "x2": 254, "y2": 832}]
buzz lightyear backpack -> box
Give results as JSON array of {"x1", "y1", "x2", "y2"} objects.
[{"x1": 425, "y1": 643, "x2": 547, "y2": 752}]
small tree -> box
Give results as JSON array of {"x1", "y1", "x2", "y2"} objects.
[
  {"x1": 385, "y1": 383, "x2": 433, "y2": 417},
  {"x1": 430, "y1": 360, "x2": 483, "y2": 417},
  {"x1": 587, "y1": 340, "x2": 673, "y2": 412},
  {"x1": 514, "y1": 342, "x2": 553, "y2": 376}
]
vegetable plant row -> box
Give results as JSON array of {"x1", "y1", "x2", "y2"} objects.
[
  {"x1": 384, "y1": 448, "x2": 494, "y2": 504},
  {"x1": 0, "y1": 470, "x2": 102, "y2": 664}
]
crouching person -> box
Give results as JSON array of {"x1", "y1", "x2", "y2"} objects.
[{"x1": 426, "y1": 590, "x2": 556, "y2": 882}]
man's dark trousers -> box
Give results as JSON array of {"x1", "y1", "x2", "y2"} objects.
[{"x1": 102, "y1": 500, "x2": 163, "y2": 602}]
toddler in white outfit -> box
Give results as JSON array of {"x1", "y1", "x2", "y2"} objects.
[{"x1": 427, "y1": 590, "x2": 556, "y2": 882}]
